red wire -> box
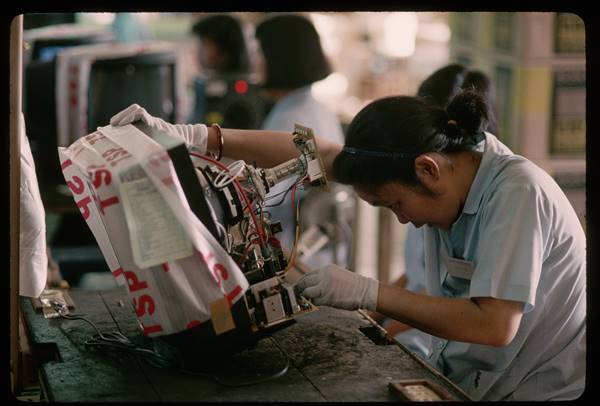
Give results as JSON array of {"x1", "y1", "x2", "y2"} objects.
[
  {"x1": 188, "y1": 152, "x2": 266, "y2": 244},
  {"x1": 286, "y1": 183, "x2": 299, "y2": 270}
]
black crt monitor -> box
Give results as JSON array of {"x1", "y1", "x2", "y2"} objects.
[
  {"x1": 24, "y1": 13, "x2": 76, "y2": 30},
  {"x1": 87, "y1": 52, "x2": 178, "y2": 133},
  {"x1": 23, "y1": 30, "x2": 114, "y2": 187}
]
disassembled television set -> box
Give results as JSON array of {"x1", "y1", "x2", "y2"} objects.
[
  {"x1": 194, "y1": 123, "x2": 326, "y2": 331},
  {"x1": 137, "y1": 123, "x2": 326, "y2": 360}
]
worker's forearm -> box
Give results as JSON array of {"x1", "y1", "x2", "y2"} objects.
[
  {"x1": 207, "y1": 127, "x2": 342, "y2": 180},
  {"x1": 376, "y1": 284, "x2": 510, "y2": 346}
]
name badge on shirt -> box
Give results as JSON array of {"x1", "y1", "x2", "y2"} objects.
[{"x1": 443, "y1": 257, "x2": 475, "y2": 280}]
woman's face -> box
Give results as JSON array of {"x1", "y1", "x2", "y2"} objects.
[
  {"x1": 355, "y1": 181, "x2": 457, "y2": 230},
  {"x1": 198, "y1": 38, "x2": 223, "y2": 70}
]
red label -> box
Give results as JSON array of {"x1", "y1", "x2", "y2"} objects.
[
  {"x1": 186, "y1": 320, "x2": 201, "y2": 329},
  {"x1": 124, "y1": 270, "x2": 148, "y2": 293},
  {"x1": 112, "y1": 267, "x2": 124, "y2": 278},
  {"x1": 109, "y1": 154, "x2": 131, "y2": 168},
  {"x1": 84, "y1": 132, "x2": 106, "y2": 145},
  {"x1": 97, "y1": 196, "x2": 119, "y2": 214},
  {"x1": 67, "y1": 176, "x2": 85, "y2": 195},
  {"x1": 102, "y1": 148, "x2": 131, "y2": 167},
  {"x1": 214, "y1": 263, "x2": 229, "y2": 281},
  {"x1": 134, "y1": 294, "x2": 156, "y2": 317},
  {"x1": 61, "y1": 159, "x2": 73, "y2": 170},
  {"x1": 76, "y1": 196, "x2": 92, "y2": 220},
  {"x1": 195, "y1": 249, "x2": 234, "y2": 289},
  {"x1": 142, "y1": 324, "x2": 163, "y2": 336},
  {"x1": 92, "y1": 169, "x2": 112, "y2": 187},
  {"x1": 226, "y1": 285, "x2": 242, "y2": 306}
]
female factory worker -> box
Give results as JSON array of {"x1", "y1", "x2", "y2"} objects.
[
  {"x1": 371, "y1": 64, "x2": 500, "y2": 360},
  {"x1": 110, "y1": 88, "x2": 585, "y2": 400}
]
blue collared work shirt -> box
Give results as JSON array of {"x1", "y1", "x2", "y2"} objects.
[{"x1": 422, "y1": 133, "x2": 586, "y2": 400}]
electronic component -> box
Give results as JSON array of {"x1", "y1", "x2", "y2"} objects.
[
  {"x1": 192, "y1": 124, "x2": 323, "y2": 336},
  {"x1": 244, "y1": 123, "x2": 330, "y2": 202},
  {"x1": 290, "y1": 124, "x2": 329, "y2": 190}
]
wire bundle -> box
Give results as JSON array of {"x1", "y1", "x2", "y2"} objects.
[
  {"x1": 190, "y1": 152, "x2": 307, "y2": 271},
  {"x1": 54, "y1": 302, "x2": 290, "y2": 387}
]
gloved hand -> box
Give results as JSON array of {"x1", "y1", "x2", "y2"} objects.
[
  {"x1": 295, "y1": 264, "x2": 379, "y2": 311},
  {"x1": 110, "y1": 104, "x2": 208, "y2": 154}
]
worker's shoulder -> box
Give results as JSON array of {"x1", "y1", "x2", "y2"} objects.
[
  {"x1": 488, "y1": 154, "x2": 582, "y2": 229},
  {"x1": 491, "y1": 153, "x2": 556, "y2": 193}
]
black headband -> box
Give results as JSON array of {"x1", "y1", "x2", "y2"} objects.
[
  {"x1": 341, "y1": 146, "x2": 416, "y2": 159},
  {"x1": 342, "y1": 132, "x2": 486, "y2": 159}
]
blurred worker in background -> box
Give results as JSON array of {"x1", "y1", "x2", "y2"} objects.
[
  {"x1": 189, "y1": 14, "x2": 265, "y2": 129},
  {"x1": 254, "y1": 14, "x2": 350, "y2": 271},
  {"x1": 369, "y1": 64, "x2": 499, "y2": 361},
  {"x1": 192, "y1": 14, "x2": 250, "y2": 76},
  {"x1": 111, "y1": 13, "x2": 153, "y2": 43}
]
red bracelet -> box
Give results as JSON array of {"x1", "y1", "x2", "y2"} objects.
[{"x1": 211, "y1": 123, "x2": 224, "y2": 161}]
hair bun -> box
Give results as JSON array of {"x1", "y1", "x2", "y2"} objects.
[
  {"x1": 446, "y1": 89, "x2": 489, "y2": 137},
  {"x1": 445, "y1": 119, "x2": 462, "y2": 139}
]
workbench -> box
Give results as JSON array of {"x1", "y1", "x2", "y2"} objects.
[{"x1": 20, "y1": 287, "x2": 471, "y2": 401}]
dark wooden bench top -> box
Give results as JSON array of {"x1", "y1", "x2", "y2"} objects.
[{"x1": 21, "y1": 287, "x2": 470, "y2": 402}]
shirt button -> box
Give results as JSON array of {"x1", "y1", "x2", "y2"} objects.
[{"x1": 437, "y1": 341, "x2": 445, "y2": 349}]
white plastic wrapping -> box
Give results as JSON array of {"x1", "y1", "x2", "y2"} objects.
[
  {"x1": 19, "y1": 113, "x2": 48, "y2": 297},
  {"x1": 58, "y1": 124, "x2": 248, "y2": 337}
]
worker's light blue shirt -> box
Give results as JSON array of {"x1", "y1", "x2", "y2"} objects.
[
  {"x1": 422, "y1": 133, "x2": 586, "y2": 401},
  {"x1": 262, "y1": 86, "x2": 344, "y2": 144},
  {"x1": 392, "y1": 223, "x2": 431, "y2": 359}
]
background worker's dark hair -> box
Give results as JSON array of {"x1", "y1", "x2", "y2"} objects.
[
  {"x1": 417, "y1": 63, "x2": 498, "y2": 135},
  {"x1": 192, "y1": 14, "x2": 250, "y2": 73},
  {"x1": 255, "y1": 14, "x2": 331, "y2": 90},
  {"x1": 333, "y1": 91, "x2": 489, "y2": 191}
]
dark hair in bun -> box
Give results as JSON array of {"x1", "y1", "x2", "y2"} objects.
[{"x1": 333, "y1": 91, "x2": 488, "y2": 190}]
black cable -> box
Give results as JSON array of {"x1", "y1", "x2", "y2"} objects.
[
  {"x1": 58, "y1": 312, "x2": 174, "y2": 368},
  {"x1": 53, "y1": 302, "x2": 290, "y2": 387}
]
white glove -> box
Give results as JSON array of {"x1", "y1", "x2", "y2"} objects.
[
  {"x1": 295, "y1": 264, "x2": 379, "y2": 311},
  {"x1": 110, "y1": 104, "x2": 208, "y2": 154}
]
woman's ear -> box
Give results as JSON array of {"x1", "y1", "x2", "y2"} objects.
[{"x1": 414, "y1": 154, "x2": 441, "y2": 186}]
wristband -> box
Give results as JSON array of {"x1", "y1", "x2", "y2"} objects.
[{"x1": 211, "y1": 123, "x2": 224, "y2": 161}]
